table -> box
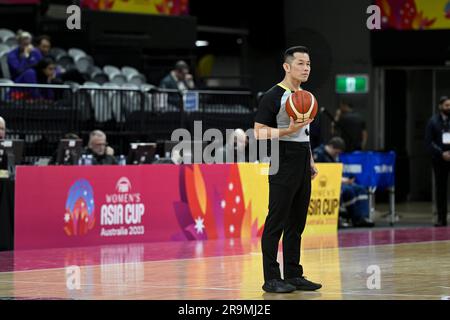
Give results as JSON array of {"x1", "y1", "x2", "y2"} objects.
[{"x1": 0, "y1": 178, "x2": 15, "y2": 251}]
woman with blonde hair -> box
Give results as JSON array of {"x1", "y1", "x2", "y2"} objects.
[{"x1": 7, "y1": 30, "x2": 42, "y2": 83}]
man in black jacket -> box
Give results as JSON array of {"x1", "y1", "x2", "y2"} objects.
[
  {"x1": 84, "y1": 130, "x2": 117, "y2": 165},
  {"x1": 425, "y1": 96, "x2": 450, "y2": 227},
  {"x1": 159, "y1": 61, "x2": 195, "y2": 91}
]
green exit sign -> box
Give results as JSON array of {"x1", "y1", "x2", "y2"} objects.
[{"x1": 336, "y1": 75, "x2": 369, "y2": 94}]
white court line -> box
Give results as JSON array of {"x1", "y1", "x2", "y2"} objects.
[
  {"x1": 249, "y1": 239, "x2": 450, "y2": 255},
  {"x1": 0, "y1": 279, "x2": 254, "y2": 292},
  {"x1": 2, "y1": 239, "x2": 450, "y2": 275},
  {"x1": 0, "y1": 253, "x2": 256, "y2": 274},
  {"x1": 304, "y1": 238, "x2": 450, "y2": 252}
]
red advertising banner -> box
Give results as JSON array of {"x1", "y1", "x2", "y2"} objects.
[
  {"x1": 15, "y1": 164, "x2": 257, "y2": 250},
  {"x1": 80, "y1": 0, "x2": 189, "y2": 16},
  {"x1": 15, "y1": 163, "x2": 341, "y2": 250},
  {"x1": 375, "y1": 0, "x2": 450, "y2": 30},
  {"x1": 0, "y1": 1, "x2": 40, "y2": 4}
]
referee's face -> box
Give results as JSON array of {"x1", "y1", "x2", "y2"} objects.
[
  {"x1": 440, "y1": 99, "x2": 450, "y2": 116},
  {"x1": 288, "y1": 52, "x2": 311, "y2": 83}
]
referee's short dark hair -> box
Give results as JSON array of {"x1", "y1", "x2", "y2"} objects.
[
  {"x1": 327, "y1": 137, "x2": 346, "y2": 151},
  {"x1": 439, "y1": 96, "x2": 450, "y2": 105},
  {"x1": 284, "y1": 46, "x2": 309, "y2": 63}
]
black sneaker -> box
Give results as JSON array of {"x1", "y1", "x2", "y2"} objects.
[
  {"x1": 353, "y1": 218, "x2": 375, "y2": 228},
  {"x1": 262, "y1": 279, "x2": 296, "y2": 293},
  {"x1": 434, "y1": 221, "x2": 448, "y2": 227},
  {"x1": 286, "y1": 277, "x2": 322, "y2": 291},
  {"x1": 338, "y1": 217, "x2": 351, "y2": 229}
]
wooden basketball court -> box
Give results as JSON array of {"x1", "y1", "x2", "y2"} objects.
[{"x1": 1, "y1": 226, "x2": 450, "y2": 300}]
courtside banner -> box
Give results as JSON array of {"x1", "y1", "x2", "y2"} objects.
[
  {"x1": 80, "y1": 0, "x2": 189, "y2": 16},
  {"x1": 14, "y1": 163, "x2": 341, "y2": 250},
  {"x1": 306, "y1": 163, "x2": 343, "y2": 234}
]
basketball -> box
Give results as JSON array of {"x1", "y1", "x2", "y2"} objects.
[{"x1": 285, "y1": 90, "x2": 318, "y2": 122}]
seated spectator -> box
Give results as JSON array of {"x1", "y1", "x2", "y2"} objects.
[
  {"x1": 35, "y1": 34, "x2": 86, "y2": 84},
  {"x1": 35, "y1": 57, "x2": 62, "y2": 85},
  {"x1": 7, "y1": 30, "x2": 42, "y2": 83},
  {"x1": 17, "y1": 57, "x2": 63, "y2": 99},
  {"x1": 0, "y1": 117, "x2": 24, "y2": 173},
  {"x1": 160, "y1": 60, "x2": 195, "y2": 90},
  {"x1": 83, "y1": 130, "x2": 117, "y2": 165},
  {"x1": 35, "y1": 35, "x2": 64, "y2": 77},
  {"x1": 35, "y1": 35, "x2": 52, "y2": 58},
  {"x1": 313, "y1": 137, "x2": 374, "y2": 228}
]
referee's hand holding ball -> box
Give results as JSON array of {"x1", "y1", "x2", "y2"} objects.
[{"x1": 286, "y1": 116, "x2": 313, "y2": 134}]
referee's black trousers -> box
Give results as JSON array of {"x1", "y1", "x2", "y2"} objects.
[
  {"x1": 261, "y1": 141, "x2": 311, "y2": 282},
  {"x1": 433, "y1": 159, "x2": 449, "y2": 224}
]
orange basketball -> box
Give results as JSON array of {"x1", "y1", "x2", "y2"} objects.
[{"x1": 285, "y1": 90, "x2": 318, "y2": 122}]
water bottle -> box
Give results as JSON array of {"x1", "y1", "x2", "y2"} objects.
[
  {"x1": 78, "y1": 154, "x2": 86, "y2": 166},
  {"x1": 119, "y1": 155, "x2": 126, "y2": 166},
  {"x1": 85, "y1": 154, "x2": 93, "y2": 166}
]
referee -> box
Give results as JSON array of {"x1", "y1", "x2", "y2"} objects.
[{"x1": 254, "y1": 46, "x2": 322, "y2": 293}]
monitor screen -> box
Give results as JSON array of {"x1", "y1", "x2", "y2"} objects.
[
  {"x1": 55, "y1": 139, "x2": 83, "y2": 165},
  {"x1": 127, "y1": 142, "x2": 157, "y2": 164}
]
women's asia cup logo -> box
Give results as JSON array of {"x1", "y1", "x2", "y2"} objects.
[{"x1": 64, "y1": 179, "x2": 95, "y2": 236}]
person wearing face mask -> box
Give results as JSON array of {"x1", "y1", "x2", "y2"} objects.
[{"x1": 425, "y1": 96, "x2": 450, "y2": 227}]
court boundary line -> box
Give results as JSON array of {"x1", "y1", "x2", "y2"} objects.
[{"x1": 1, "y1": 239, "x2": 450, "y2": 275}]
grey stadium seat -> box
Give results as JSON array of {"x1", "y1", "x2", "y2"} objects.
[
  {"x1": 91, "y1": 70, "x2": 109, "y2": 85},
  {"x1": 68, "y1": 48, "x2": 86, "y2": 60},
  {"x1": 0, "y1": 43, "x2": 10, "y2": 53},
  {"x1": 103, "y1": 65, "x2": 121, "y2": 76},
  {"x1": 4, "y1": 36, "x2": 17, "y2": 48},
  {"x1": 0, "y1": 51, "x2": 11, "y2": 79},
  {"x1": 0, "y1": 29, "x2": 14, "y2": 43},
  {"x1": 75, "y1": 55, "x2": 94, "y2": 73},
  {"x1": 49, "y1": 47, "x2": 67, "y2": 60},
  {"x1": 121, "y1": 66, "x2": 139, "y2": 77},
  {"x1": 128, "y1": 73, "x2": 146, "y2": 85},
  {"x1": 56, "y1": 54, "x2": 75, "y2": 69}
]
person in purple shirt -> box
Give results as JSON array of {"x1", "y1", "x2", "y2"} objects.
[{"x1": 7, "y1": 30, "x2": 42, "y2": 83}]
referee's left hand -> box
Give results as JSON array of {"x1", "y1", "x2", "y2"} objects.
[{"x1": 311, "y1": 164, "x2": 318, "y2": 180}]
